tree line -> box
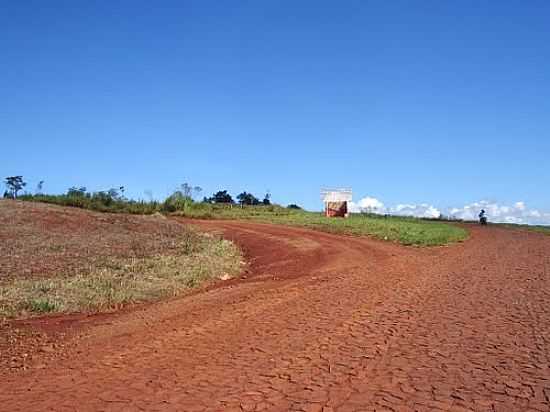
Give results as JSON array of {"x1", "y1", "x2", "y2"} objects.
[
  {"x1": 203, "y1": 190, "x2": 271, "y2": 206},
  {"x1": 2, "y1": 176, "x2": 294, "y2": 213}
]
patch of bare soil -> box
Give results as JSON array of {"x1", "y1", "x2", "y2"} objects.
[
  {"x1": 2, "y1": 218, "x2": 550, "y2": 411},
  {"x1": 0, "y1": 200, "x2": 187, "y2": 281}
]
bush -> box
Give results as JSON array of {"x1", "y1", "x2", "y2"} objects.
[
  {"x1": 162, "y1": 192, "x2": 194, "y2": 213},
  {"x1": 18, "y1": 193, "x2": 162, "y2": 215}
]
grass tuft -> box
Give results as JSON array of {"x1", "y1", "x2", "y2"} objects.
[{"x1": 26, "y1": 298, "x2": 59, "y2": 313}]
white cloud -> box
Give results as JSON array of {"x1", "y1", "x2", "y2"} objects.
[
  {"x1": 447, "y1": 200, "x2": 550, "y2": 225},
  {"x1": 348, "y1": 197, "x2": 386, "y2": 214},
  {"x1": 515, "y1": 201, "x2": 525, "y2": 211},
  {"x1": 350, "y1": 196, "x2": 550, "y2": 226},
  {"x1": 392, "y1": 203, "x2": 441, "y2": 219},
  {"x1": 350, "y1": 197, "x2": 440, "y2": 218}
]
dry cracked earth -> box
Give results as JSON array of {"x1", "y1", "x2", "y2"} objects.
[{"x1": 2, "y1": 220, "x2": 550, "y2": 412}]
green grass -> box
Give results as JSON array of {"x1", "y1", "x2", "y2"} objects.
[
  {"x1": 528, "y1": 226, "x2": 550, "y2": 235},
  {"x1": 26, "y1": 298, "x2": 59, "y2": 313},
  {"x1": 498, "y1": 223, "x2": 550, "y2": 236},
  {"x1": 19, "y1": 193, "x2": 162, "y2": 215},
  {"x1": 0, "y1": 231, "x2": 242, "y2": 318},
  {"x1": 20, "y1": 194, "x2": 468, "y2": 246},
  {"x1": 177, "y1": 204, "x2": 469, "y2": 246}
]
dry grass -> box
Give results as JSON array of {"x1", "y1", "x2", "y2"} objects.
[
  {"x1": 0, "y1": 200, "x2": 190, "y2": 280},
  {"x1": 0, "y1": 201, "x2": 242, "y2": 318}
]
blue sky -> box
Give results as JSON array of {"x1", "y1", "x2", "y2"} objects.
[{"x1": 2, "y1": 1, "x2": 550, "y2": 221}]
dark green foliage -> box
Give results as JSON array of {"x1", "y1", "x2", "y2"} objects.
[
  {"x1": 4, "y1": 176, "x2": 26, "y2": 199},
  {"x1": 67, "y1": 186, "x2": 87, "y2": 197},
  {"x1": 205, "y1": 190, "x2": 234, "y2": 204},
  {"x1": 237, "y1": 191, "x2": 260, "y2": 206},
  {"x1": 287, "y1": 204, "x2": 302, "y2": 210}
]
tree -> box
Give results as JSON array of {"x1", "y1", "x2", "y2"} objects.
[
  {"x1": 180, "y1": 183, "x2": 193, "y2": 198},
  {"x1": 237, "y1": 192, "x2": 260, "y2": 206},
  {"x1": 35, "y1": 180, "x2": 45, "y2": 195},
  {"x1": 207, "y1": 190, "x2": 234, "y2": 204},
  {"x1": 5, "y1": 176, "x2": 26, "y2": 199},
  {"x1": 287, "y1": 204, "x2": 302, "y2": 210},
  {"x1": 176, "y1": 183, "x2": 202, "y2": 200},
  {"x1": 262, "y1": 191, "x2": 271, "y2": 206}
]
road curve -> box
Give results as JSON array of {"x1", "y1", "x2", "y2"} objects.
[{"x1": 2, "y1": 220, "x2": 550, "y2": 412}]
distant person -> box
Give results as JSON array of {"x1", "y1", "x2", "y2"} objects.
[{"x1": 479, "y1": 209, "x2": 488, "y2": 225}]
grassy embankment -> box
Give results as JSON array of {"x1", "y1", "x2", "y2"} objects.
[
  {"x1": 177, "y1": 204, "x2": 469, "y2": 246},
  {"x1": 0, "y1": 201, "x2": 242, "y2": 318},
  {"x1": 19, "y1": 194, "x2": 468, "y2": 246}
]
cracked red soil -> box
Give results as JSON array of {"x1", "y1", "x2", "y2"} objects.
[{"x1": 2, "y1": 220, "x2": 550, "y2": 411}]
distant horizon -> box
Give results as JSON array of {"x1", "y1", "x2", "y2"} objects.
[
  {"x1": 4, "y1": 174, "x2": 550, "y2": 226},
  {"x1": 3, "y1": 1, "x2": 549, "y2": 224}
]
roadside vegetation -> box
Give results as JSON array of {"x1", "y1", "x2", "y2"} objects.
[
  {"x1": 4, "y1": 176, "x2": 468, "y2": 247},
  {"x1": 527, "y1": 225, "x2": 550, "y2": 235},
  {"x1": 0, "y1": 201, "x2": 242, "y2": 318},
  {"x1": 175, "y1": 204, "x2": 469, "y2": 246},
  {"x1": 498, "y1": 223, "x2": 550, "y2": 236}
]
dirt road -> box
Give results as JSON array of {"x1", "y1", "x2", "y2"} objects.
[{"x1": 2, "y1": 221, "x2": 550, "y2": 411}]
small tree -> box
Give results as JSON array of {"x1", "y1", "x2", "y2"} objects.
[
  {"x1": 180, "y1": 183, "x2": 193, "y2": 198},
  {"x1": 35, "y1": 180, "x2": 45, "y2": 195},
  {"x1": 179, "y1": 183, "x2": 202, "y2": 200},
  {"x1": 262, "y1": 191, "x2": 271, "y2": 206},
  {"x1": 287, "y1": 204, "x2": 302, "y2": 210},
  {"x1": 5, "y1": 176, "x2": 26, "y2": 199}
]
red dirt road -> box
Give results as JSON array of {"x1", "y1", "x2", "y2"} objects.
[{"x1": 2, "y1": 221, "x2": 550, "y2": 411}]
